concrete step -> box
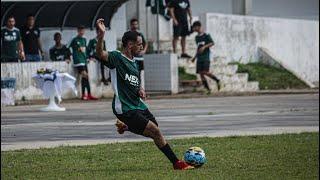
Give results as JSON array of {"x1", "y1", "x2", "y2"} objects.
[
  {"x1": 179, "y1": 78, "x2": 259, "y2": 92},
  {"x1": 245, "y1": 81, "x2": 260, "y2": 91},
  {"x1": 184, "y1": 64, "x2": 239, "y2": 75},
  {"x1": 185, "y1": 66, "x2": 196, "y2": 75},
  {"x1": 179, "y1": 59, "x2": 228, "y2": 68},
  {"x1": 211, "y1": 64, "x2": 238, "y2": 75},
  {"x1": 220, "y1": 81, "x2": 260, "y2": 92},
  {"x1": 179, "y1": 80, "x2": 202, "y2": 87},
  {"x1": 216, "y1": 73, "x2": 248, "y2": 84},
  {"x1": 212, "y1": 56, "x2": 228, "y2": 65}
]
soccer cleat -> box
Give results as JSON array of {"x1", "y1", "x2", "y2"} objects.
[
  {"x1": 115, "y1": 119, "x2": 128, "y2": 134},
  {"x1": 173, "y1": 160, "x2": 194, "y2": 170},
  {"x1": 87, "y1": 94, "x2": 98, "y2": 100},
  {"x1": 81, "y1": 95, "x2": 88, "y2": 100}
]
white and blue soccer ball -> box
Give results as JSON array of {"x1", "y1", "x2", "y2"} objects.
[{"x1": 184, "y1": 147, "x2": 206, "y2": 167}]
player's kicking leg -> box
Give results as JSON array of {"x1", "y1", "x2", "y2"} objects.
[
  {"x1": 115, "y1": 109, "x2": 194, "y2": 170},
  {"x1": 143, "y1": 121, "x2": 194, "y2": 170}
]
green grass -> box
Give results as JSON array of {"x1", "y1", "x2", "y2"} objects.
[
  {"x1": 179, "y1": 67, "x2": 197, "y2": 81},
  {"x1": 1, "y1": 133, "x2": 318, "y2": 180},
  {"x1": 231, "y1": 62, "x2": 309, "y2": 90}
]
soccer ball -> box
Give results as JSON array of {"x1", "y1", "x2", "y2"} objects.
[{"x1": 184, "y1": 146, "x2": 206, "y2": 167}]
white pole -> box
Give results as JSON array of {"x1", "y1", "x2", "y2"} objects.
[{"x1": 156, "y1": 0, "x2": 160, "y2": 53}]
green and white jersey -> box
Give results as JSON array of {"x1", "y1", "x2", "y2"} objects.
[
  {"x1": 69, "y1": 36, "x2": 87, "y2": 66},
  {"x1": 195, "y1": 33, "x2": 214, "y2": 62},
  {"x1": 87, "y1": 38, "x2": 106, "y2": 59},
  {"x1": 49, "y1": 45, "x2": 71, "y2": 61},
  {"x1": 1, "y1": 27, "x2": 21, "y2": 59},
  {"x1": 103, "y1": 50, "x2": 148, "y2": 115}
]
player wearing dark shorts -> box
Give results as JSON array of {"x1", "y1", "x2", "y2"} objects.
[
  {"x1": 168, "y1": 0, "x2": 192, "y2": 58},
  {"x1": 191, "y1": 21, "x2": 220, "y2": 93},
  {"x1": 95, "y1": 18, "x2": 193, "y2": 170},
  {"x1": 69, "y1": 26, "x2": 98, "y2": 100},
  {"x1": 1, "y1": 16, "x2": 25, "y2": 62}
]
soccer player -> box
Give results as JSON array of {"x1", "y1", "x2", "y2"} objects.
[
  {"x1": 69, "y1": 26, "x2": 98, "y2": 100},
  {"x1": 1, "y1": 16, "x2": 25, "y2": 62},
  {"x1": 191, "y1": 21, "x2": 220, "y2": 93},
  {"x1": 20, "y1": 14, "x2": 44, "y2": 62},
  {"x1": 87, "y1": 27, "x2": 110, "y2": 85},
  {"x1": 95, "y1": 18, "x2": 193, "y2": 170},
  {"x1": 129, "y1": 18, "x2": 148, "y2": 88},
  {"x1": 49, "y1": 32, "x2": 71, "y2": 62},
  {"x1": 168, "y1": 0, "x2": 192, "y2": 58}
]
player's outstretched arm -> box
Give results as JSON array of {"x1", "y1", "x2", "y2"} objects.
[{"x1": 96, "y1": 18, "x2": 109, "y2": 62}]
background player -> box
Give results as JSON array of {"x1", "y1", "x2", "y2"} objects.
[
  {"x1": 87, "y1": 27, "x2": 110, "y2": 85},
  {"x1": 49, "y1": 32, "x2": 71, "y2": 62},
  {"x1": 191, "y1": 21, "x2": 221, "y2": 93},
  {"x1": 129, "y1": 18, "x2": 148, "y2": 89},
  {"x1": 1, "y1": 16, "x2": 25, "y2": 62},
  {"x1": 168, "y1": 0, "x2": 192, "y2": 58},
  {"x1": 20, "y1": 14, "x2": 44, "y2": 62},
  {"x1": 69, "y1": 26, "x2": 98, "y2": 100},
  {"x1": 95, "y1": 18, "x2": 193, "y2": 170}
]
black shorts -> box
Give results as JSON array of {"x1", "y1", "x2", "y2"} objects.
[
  {"x1": 196, "y1": 61, "x2": 210, "y2": 73},
  {"x1": 173, "y1": 23, "x2": 190, "y2": 37},
  {"x1": 116, "y1": 109, "x2": 158, "y2": 135},
  {"x1": 75, "y1": 65, "x2": 88, "y2": 74}
]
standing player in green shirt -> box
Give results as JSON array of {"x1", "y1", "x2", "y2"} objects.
[
  {"x1": 191, "y1": 21, "x2": 220, "y2": 93},
  {"x1": 87, "y1": 27, "x2": 110, "y2": 85},
  {"x1": 49, "y1": 32, "x2": 71, "y2": 62},
  {"x1": 95, "y1": 18, "x2": 193, "y2": 170},
  {"x1": 1, "y1": 16, "x2": 25, "y2": 62},
  {"x1": 69, "y1": 26, "x2": 98, "y2": 100},
  {"x1": 129, "y1": 18, "x2": 148, "y2": 88}
]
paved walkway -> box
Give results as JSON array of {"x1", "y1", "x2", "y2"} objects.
[{"x1": 1, "y1": 94, "x2": 319, "y2": 151}]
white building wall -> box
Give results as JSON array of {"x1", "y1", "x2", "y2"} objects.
[
  {"x1": 190, "y1": 0, "x2": 318, "y2": 20},
  {"x1": 1, "y1": 62, "x2": 114, "y2": 101},
  {"x1": 111, "y1": 3, "x2": 127, "y2": 40},
  {"x1": 202, "y1": 13, "x2": 319, "y2": 86},
  {"x1": 251, "y1": 0, "x2": 319, "y2": 20}
]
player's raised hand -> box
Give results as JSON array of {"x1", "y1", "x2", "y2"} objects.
[{"x1": 96, "y1": 18, "x2": 106, "y2": 38}]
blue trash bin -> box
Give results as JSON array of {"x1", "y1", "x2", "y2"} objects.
[
  {"x1": 1, "y1": 78, "x2": 16, "y2": 89},
  {"x1": 1, "y1": 77, "x2": 16, "y2": 106}
]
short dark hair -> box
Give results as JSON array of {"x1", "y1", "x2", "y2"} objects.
[
  {"x1": 130, "y1": 18, "x2": 138, "y2": 24},
  {"x1": 7, "y1": 16, "x2": 15, "y2": 21},
  {"x1": 77, "y1": 25, "x2": 85, "y2": 30},
  {"x1": 192, "y1": 21, "x2": 202, "y2": 28},
  {"x1": 54, "y1": 32, "x2": 61, "y2": 39},
  {"x1": 122, "y1": 31, "x2": 140, "y2": 48},
  {"x1": 27, "y1": 14, "x2": 34, "y2": 18}
]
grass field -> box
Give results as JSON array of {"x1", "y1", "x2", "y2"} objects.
[
  {"x1": 1, "y1": 133, "x2": 318, "y2": 180},
  {"x1": 234, "y1": 62, "x2": 309, "y2": 90},
  {"x1": 179, "y1": 67, "x2": 197, "y2": 81}
]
